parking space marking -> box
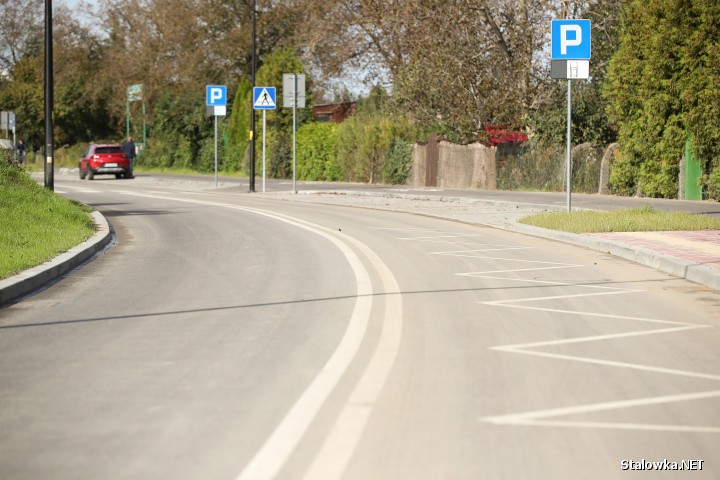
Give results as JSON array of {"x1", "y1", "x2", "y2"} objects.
[
  {"x1": 389, "y1": 227, "x2": 720, "y2": 434},
  {"x1": 483, "y1": 389, "x2": 720, "y2": 433}
]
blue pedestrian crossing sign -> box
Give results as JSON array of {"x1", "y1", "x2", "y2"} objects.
[
  {"x1": 253, "y1": 87, "x2": 277, "y2": 110},
  {"x1": 551, "y1": 19, "x2": 591, "y2": 60},
  {"x1": 206, "y1": 85, "x2": 227, "y2": 106}
]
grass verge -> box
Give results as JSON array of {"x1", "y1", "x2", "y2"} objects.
[
  {"x1": 0, "y1": 163, "x2": 95, "y2": 280},
  {"x1": 519, "y1": 206, "x2": 720, "y2": 233}
]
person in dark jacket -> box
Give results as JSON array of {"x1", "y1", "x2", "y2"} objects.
[
  {"x1": 122, "y1": 136, "x2": 136, "y2": 178},
  {"x1": 16, "y1": 139, "x2": 27, "y2": 165}
]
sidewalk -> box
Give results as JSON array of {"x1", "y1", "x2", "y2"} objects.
[{"x1": 272, "y1": 189, "x2": 720, "y2": 291}]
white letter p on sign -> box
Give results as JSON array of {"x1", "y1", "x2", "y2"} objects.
[
  {"x1": 560, "y1": 25, "x2": 582, "y2": 55},
  {"x1": 210, "y1": 88, "x2": 223, "y2": 103}
]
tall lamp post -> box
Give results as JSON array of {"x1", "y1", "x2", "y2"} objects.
[
  {"x1": 44, "y1": 0, "x2": 54, "y2": 190},
  {"x1": 249, "y1": 0, "x2": 256, "y2": 192}
]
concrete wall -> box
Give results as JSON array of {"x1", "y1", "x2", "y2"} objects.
[
  {"x1": 598, "y1": 143, "x2": 618, "y2": 195},
  {"x1": 410, "y1": 143, "x2": 427, "y2": 187},
  {"x1": 409, "y1": 140, "x2": 497, "y2": 189}
]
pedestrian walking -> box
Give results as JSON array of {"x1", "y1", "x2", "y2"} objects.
[
  {"x1": 16, "y1": 139, "x2": 27, "y2": 166},
  {"x1": 122, "y1": 136, "x2": 136, "y2": 178}
]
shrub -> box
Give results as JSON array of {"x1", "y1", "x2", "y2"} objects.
[
  {"x1": 498, "y1": 141, "x2": 564, "y2": 191},
  {"x1": 608, "y1": 151, "x2": 638, "y2": 196},
  {"x1": 297, "y1": 122, "x2": 342, "y2": 181},
  {"x1": 382, "y1": 138, "x2": 413, "y2": 185}
]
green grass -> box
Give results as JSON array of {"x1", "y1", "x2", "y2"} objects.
[
  {"x1": 0, "y1": 163, "x2": 95, "y2": 280},
  {"x1": 519, "y1": 206, "x2": 720, "y2": 233}
]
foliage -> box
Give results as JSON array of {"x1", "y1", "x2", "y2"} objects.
[
  {"x1": 496, "y1": 140, "x2": 602, "y2": 193},
  {"x1": 572, "y1": 145, "x2": 603, "y2": 194},
  {"x1": 296, "y1": 122, "x2": 342, "y2": 181},
  {"x1": 381, "y1": 138, "x2": 414, "y2": 185},
  {"x1": 228, "y1": 77, "x2": 253, "y2": 172},
  {"x1": 300, "y1": 0, "x2": 559, "y2": 143},
  {"x1": 226, "y1": 47, "x2": 312, "y2": 177},
  {"x1": 702, "y1": 169, "x2": 720, "y2": 201},
  {"x1": 268, "y1": 130, "x2": 293, "y2": 178},
  {"x1": 336, "y1": 88, "x2": 420, "y2": 184},
  {"x1": 604, "y1": 0, "x2": 720, "y2": 199},
  {"x1": 530, "y1": 0, "x2": 620, "y2": 147},
  {"x1": 497, "y1": 141, "x2": 564, "y2": 191}
]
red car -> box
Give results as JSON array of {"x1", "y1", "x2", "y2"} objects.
[{"x1": 79, "y1": 144, "x2": 132, "y2": 180}]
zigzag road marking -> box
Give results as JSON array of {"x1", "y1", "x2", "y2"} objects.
[
  {"x1": 468, "y1": 273, "x2": 719, "y2": 432},
  {"x1": 391, "y1": 228, "x2": 719, "y2": 434},
  {"x1": 483, "y1": 390, "x2": 720, "y2": 433}
]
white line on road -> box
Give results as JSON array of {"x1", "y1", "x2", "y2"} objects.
[
  {"x1": 98, "y1": 189, "x2": 404, "y2": 480},
  {"x1": 483, "y1": 390, "x2": 720, "y2": 433},
  {"x1": 400, "y1": 231, "x2": 720, "y2": 434}
]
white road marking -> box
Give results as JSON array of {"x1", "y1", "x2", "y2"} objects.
[
  {"x1": 302, "y1": 235, "x2": 403, "y2": 480},
  {"x1": 396, "y1": 230, "x2": 720, "y2": 434},
  {"x1": 483, "y1": 390, "x2": 720, "y2": 433},
  {"x1": 89, "y1": 189, "x2": 403, "y2": 480},
  {"x1": 432, "y1": 246, "x2": 532, "y2": 253},
  {"x1": 398, "y1": 233, "x2": 485, "y2": 240}
]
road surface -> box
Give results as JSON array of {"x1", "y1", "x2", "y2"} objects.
[{"x1": 1, "y1": 174, "x2": 719, "y2": 479}]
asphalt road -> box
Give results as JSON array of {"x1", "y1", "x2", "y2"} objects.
[
  {"x1": 1, "y1": 174, "x2": 719, "y2": 479},
  {"x1": 131, "y1": 171, "x2": 720, "y2": 217}
]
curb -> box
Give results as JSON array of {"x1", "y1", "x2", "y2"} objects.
[
  {"x1": 0, "y1": 211, "x2": 112, "y2": 306},
  {"x1": 506, "y1": 222, "x2": 720, "y2": 291}
]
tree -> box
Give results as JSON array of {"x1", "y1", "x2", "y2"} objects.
[
  {"x1": 530, "y1": 0, "x2": 621, "y2": 147},
  {"x1": 0, "y1": 5, "x2": 115, "y2": 149},
  {"x1": 604, "y1": 0, "x2": 720, "y2": 198},
  {"x1": 299, "y1": 0, "x2": 568, "y2": 143},
  {"x1": 0, "y1": 0, "x2": 43, "y2": 73}
]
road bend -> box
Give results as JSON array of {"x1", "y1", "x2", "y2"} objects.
[{"x1": 0, "y1": 175, "x2": 719, "y2": 480}]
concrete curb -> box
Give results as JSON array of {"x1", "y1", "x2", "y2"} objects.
[
  {"x1": 505, "y1": 222, "x2": 720, "y2": 291},
  {"x1": 0, "y1": 211, "x2": 112, "y2": 306}
]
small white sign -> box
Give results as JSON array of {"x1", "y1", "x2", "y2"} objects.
[
  {"x1": 206, "y1": 105, "x2": 226, "y2": 116},
  {"x1": 550, "y1": 60, "x2": 590, "y2": 80},
  {"x1": 283, "y1": 74, "x2": 306, "y2": 108}
]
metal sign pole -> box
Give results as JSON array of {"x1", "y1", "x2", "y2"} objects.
[
  {"x1": 214, "y1": 114, "x2": 218, "y2": 188},
  {"x1": 566, "y1": 79, "x2": 572, "y2": 212},
  {"x1": 293, "y1": 73, "x2": 297, "y2": 194},
  {"x1": 262, "y1": 110, "x2": 266, "y2": 193}
]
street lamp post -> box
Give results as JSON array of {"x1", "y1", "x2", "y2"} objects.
[
  {"x1": 249, "y1": 0, "x2": 257, "y2": 192},
  {"x1": 44, "y1": 0, "x2": 54, "y2": 190}
]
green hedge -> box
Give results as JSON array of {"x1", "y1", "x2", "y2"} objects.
[{"x1": 296, "y1": 122, "x2": 343, "y2": 181}]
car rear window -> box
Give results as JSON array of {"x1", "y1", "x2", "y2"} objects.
[{"x1": 95, "y1": 146, "x2": 123, "y2": 154}]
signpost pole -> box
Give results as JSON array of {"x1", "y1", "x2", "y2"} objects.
[
  {"x1": 293, "y1": 73, "x2": 297, "y2": 194},
  {"x1": 142, "y1": 100, "x2": 147, "y2": 154},
  {"x1": 126, "y1": 98, "x2": 130, "y2": 139},
  {"x1": 253, "y1": 86, "x2": 276, "y2": 192},
  {"x1": 214, "y1": 114, "x2": 218, "y2": 188},
  {"x1": 566, "y1": 79, "x2": 572, "y2": 212},
  {"x1": 551, "y1": 19, "x2": 591, "y2": 212},
  {"x1": 262, "y1": 110, "x2": 266, "y2": 193}
]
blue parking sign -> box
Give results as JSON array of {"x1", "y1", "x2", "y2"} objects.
[
  {"x1": 206, "y1": 85, "x2": 227, "y2": 106},
  {"x1": 551, "y1": 20, "x2": 591, "y2": 60}
]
